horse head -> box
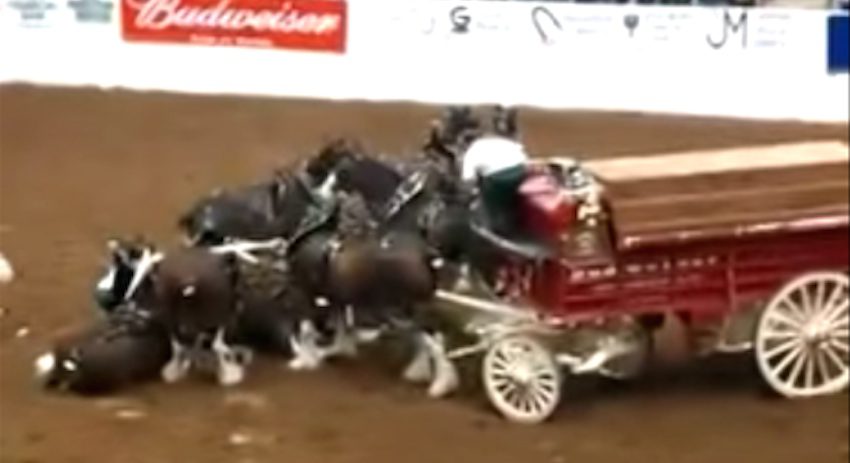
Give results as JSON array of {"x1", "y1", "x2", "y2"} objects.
[
  {"x1": 93, "y1": 236, "x2": 161, "y2": 313},
  {"x1": 178, "y1": 193, "x2": 229, "y2": 246},
  {"x1": 305, "y1": 137, "x2": 363, "y2": 191},
  {"x1": 491, "y1": 105, "x2": 518, "y2": 139},
  {"x1": 435, "y1": 105, "x2": 483, "y2": 156}
]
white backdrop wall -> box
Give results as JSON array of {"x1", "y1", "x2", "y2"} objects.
[{"x1": 0, "y1": 0, "x2": 847, "y2": 122}]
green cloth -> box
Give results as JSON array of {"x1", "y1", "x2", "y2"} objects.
[{"x1": 480, "y1": 164, "x2": 526, "y2": 234}]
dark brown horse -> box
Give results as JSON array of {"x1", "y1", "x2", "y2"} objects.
[
  {"x1": 34, "y1": 308, "x2": 172, "y2": 395},
  {"x1": 280, "y1": 185, "x2": 468, "y2": 396},
  {"x1": 91, "y1": 238, "x2": 252, "y2": 386}
]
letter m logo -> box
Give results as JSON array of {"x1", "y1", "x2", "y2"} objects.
[{"x1": 706, "y1": 9, "x2": 747, "y2": 50}]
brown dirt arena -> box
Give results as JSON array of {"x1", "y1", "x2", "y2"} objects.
[{"x1": 0, "y1": 84, "x2": 847, "y2": 463}]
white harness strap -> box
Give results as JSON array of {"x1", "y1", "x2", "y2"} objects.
[
  {"x1": 208, "y1": 238, "x2": 287, "y2": 264},
  {"x1": 125, "y1": 249, "x2": 163, "y2": 301}
]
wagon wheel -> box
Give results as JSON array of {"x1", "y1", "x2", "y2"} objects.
[
  {"x1": 755, "y1": 272, "x2": 849, "y2": 398},
  {"x1": 482, "y1": 334, "x2": 562, "y2": 424}
]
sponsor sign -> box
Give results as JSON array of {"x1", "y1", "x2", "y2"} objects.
[
  {"x1": 705, "y1": 8, "x2": 793, "y2": 51},
  {"x1": 67, "y1": 0, "x2": 113, "y2": 23},
  {"x1": 828, "y1": 13, "x2": 849, "y2": 73},
  {"x1": 530, "y1": 4, "x2": 620, "y2": 45},
  {"x1": 366, "y1": 1, "x2": 523, "y2": 46},
  {"x1": 6, "y1": 0, "x2": 59, "y2": 26},
  {"x1": 120, "y1": 0, "x2": 347, "y2": 53}
]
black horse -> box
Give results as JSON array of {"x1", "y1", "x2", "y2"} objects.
[{"x1": 177, "y1": 167, "x2": 325, "y2": 246}]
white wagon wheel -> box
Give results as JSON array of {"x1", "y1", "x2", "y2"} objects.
[
  {"x1": 482, "y1": 334, "x2": 562, "y2": 424},
  {"x1": 755, "y1": 271, "x2": 849, "y2": 398}
]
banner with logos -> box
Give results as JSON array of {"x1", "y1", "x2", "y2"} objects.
[
  {"x1": 345, "y1": 1, "x2": 847, "y2": 121},
  {"x1": 0, "y1": 0, "x2": 846, "y2": 122},
  {"x1": 120, "y1": 0, "x2": 347, "y2": 53}
]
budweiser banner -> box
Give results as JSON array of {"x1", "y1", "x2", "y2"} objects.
[{"x1": 121, "y1": 0, "x2": 346, "y2": 53}]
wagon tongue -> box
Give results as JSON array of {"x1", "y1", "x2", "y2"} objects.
[{"x1": 434, "y1": 290, "x2": 536, "y2": 321}]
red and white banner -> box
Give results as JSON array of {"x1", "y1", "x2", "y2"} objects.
[{"x1": 120, "y1": 0, "x2": 346, "y2": 53}]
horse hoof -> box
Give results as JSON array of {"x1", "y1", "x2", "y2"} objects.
[
  {"x1": 162, "y1": 364, "x2": 189, "y2": 384},
  {"x1": 355, "y1": 329, "x2": 382, "y2": 344},
  {"x1": 427, "y1": 363, "x2": 460, "y2": 398},
  {"x1": 402, "y1": 357, "x2": 432, "y2": 384},
  {"x1": 161, "y1": 360, "x2": 190, "y2": 384},
  {"x1": 321, "y1": 344, "x2": 358, "y2": 360},
  {"x1": 218, "y1": 363, "x2": 245, "y2": 386},
  {"x1": 322, "y1": 332, "x2": 359, "y2": 359},
  {"x1": 402, "y1": 340, "x2": 433, "y2": 383},
  {"x1": 231, "y1": 347, "x2": 254, "y2": 366},
  {"x1": 287, "y1": 356, "x2": 321, "y2": 372}
]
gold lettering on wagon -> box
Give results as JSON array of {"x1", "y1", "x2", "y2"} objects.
[{"x1": 570, "y1": 255, "x2": 720, "y2": 283}]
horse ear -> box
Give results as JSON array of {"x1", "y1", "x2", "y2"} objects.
[
  {"x1": 506, "y1": 107, "x2": 518, "y2": 134},
  {"x1": 424, "y1": 124, "x2": 440, "y2": 149}
]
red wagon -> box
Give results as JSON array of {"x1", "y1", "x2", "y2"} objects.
[{"x1": 435, "y1": 141, "x2": 850, "y2": 424}]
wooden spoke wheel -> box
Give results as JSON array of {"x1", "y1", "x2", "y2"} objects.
[
  {"x1": 755, "y1": 272, "x2": 849, "y2": 398},
  {"x1": 482, "y1": 335, "x2": 562, "y2": 424}
]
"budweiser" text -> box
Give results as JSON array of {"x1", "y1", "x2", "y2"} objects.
[{"x1": 126, "y1": 0, "x2": 343, "y2": 35}]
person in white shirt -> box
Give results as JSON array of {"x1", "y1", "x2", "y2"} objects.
[{"x1": 461, "y1": 135, "x2": 530, "y2": 234}]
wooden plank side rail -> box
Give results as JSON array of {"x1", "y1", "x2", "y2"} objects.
[
  {"x1": 599, "y1": 162, "x2": 848, "y2": 200},
  {"x1": 585, "y1": 141, "x2": 849, "y2": 182},
  {"x1": 613, "y1": 182, "x2": 849, "y2": 227},
  {"x1": 582, "y1": 141, "x2": 850, "y2": 250}
]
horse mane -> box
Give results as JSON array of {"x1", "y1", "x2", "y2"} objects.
[{"x1": 305, "y1": 136, "x2": 367, "y2": 180}]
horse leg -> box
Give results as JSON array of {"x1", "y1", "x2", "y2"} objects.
[
  {"x1": 317, "y1": 305, "x2": 359, "y2": 360},
  {"x1": 287, "y1": 319, "x2": 324, "y2": 371},
  {"x1": 420, "y1": 330, "x2": 460, "y2": 398},
  {"x1": 212, "y1": 328, "x2": 247, "y2": 386},
  {"x1": 402, "y1": 331, "x2": 433, "y2": 384},
  {"x1": 161, "y1": 337, "x2": 191, "y2": 383}
]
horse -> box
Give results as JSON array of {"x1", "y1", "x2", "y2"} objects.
[
  {"x1": 225, "y1": 239, "x2": 312, "y2": 356},
  {"x1": 288, "y1": 137, "x2": 489, "y2": 396},
  {"x1": 304, "y1": 106, "x2": 521, "y2": 306},
  {"x1": 34, "y1": 307, "x2": 172, "y2": 395},
  {"x1": 177, "y1": 167, "x2": 324, "y2": 246},
  {"x1": 280, "y1": 188, "x2": 466, "y2": 396},
  {"x1": 177, "y1": 138, "x2": 373, "y2": 246},
  {"x1": 91, "y1": 238, "x2": 253, "y2": 386}
]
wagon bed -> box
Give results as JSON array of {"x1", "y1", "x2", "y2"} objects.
[{"x1": 584, "y1": 141, "x2": 850, "y2": 249}]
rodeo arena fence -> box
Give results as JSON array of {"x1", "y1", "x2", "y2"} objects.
[{"x1": 0, "y1": 0, "x2": 847, "y2": 122}]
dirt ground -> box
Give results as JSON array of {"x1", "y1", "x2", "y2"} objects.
[{"x1": 0, "y1": 84, "x2": 847, "y2": 463}]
